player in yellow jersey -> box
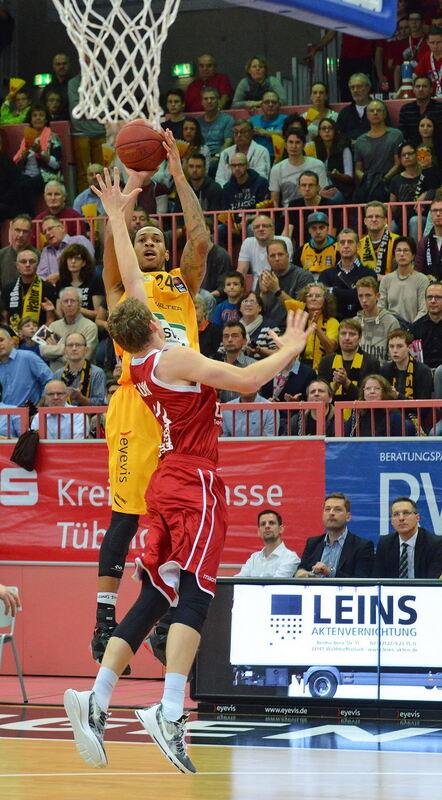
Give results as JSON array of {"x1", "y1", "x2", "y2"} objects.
[{"x1": 91, "y1": 129, "x2": 210, "y2": 668}]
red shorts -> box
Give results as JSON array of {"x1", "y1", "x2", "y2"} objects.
[{"x1": 135, "y1": 454, "x2": 228, "y2": 603}]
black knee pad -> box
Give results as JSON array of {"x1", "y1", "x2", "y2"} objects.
[
  {"x1": 98, "y1": 510, "x2": 139, "y2": 578},
  {"x1": 172, "y1": 571, "x2": 212, "y2": 634},
  {"x1": 114, "y1": 574, "x2": 170, "y2": 653}
]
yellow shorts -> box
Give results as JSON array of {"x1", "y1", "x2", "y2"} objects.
[{"x1": 106, "y1": 384, "x2": 161, "y2": 515}]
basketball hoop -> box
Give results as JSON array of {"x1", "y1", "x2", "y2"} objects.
[{"x1": 51, "y1": 0, "x2": 182, "y2": 129}]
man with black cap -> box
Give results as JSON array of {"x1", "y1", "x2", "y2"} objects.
[
  {"x1": 295, "y1": 211, "x2": 338, "y2": 279},
  {"x1": 321, "y1": 228, "x2": 374, "y2": 319}
]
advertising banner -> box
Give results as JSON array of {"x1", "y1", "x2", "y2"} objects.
[
  {"x1": 0, "y1": 440, "x2": 325, "y2": 564},
  {"x1": 326, "y1": 440, "x2": 442, "y2": 545}
]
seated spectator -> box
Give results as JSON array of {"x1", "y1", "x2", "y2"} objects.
[
  {"x1": 269, "y1": 128, "x2": 327, "y2": 210},
  {"x1": 185, "y1": 54, "x2": 232, "y2": 112},
  {"x1": 297, "y1": 377, "x2": 336, "y2": 436},
  {"x1": 258, "y1": 238, "x2": 311, "y2": 331},
  {"x1": 414, "y1": 117, "x2": 439, "y2": 168},
  {"x1": 302, "y1": 82, "x2": 338, "y2": 141},
  {"x1": 380, "y1": 328, "x2": 433, "y2": 400},
  {"x1": 31, "y1": 378, "x2": 89, "y2": 439},
  {"x1": 39, "y1": 287, "x2": 98, "y2": 371},
  {"x1": 12, "y1": 103, "x2": 62, "y2": 215},
  {"x1": 358, "y1": 201, "x2": 399, "y2": 275},
  {"x1": 200, "y1": 223, "x2": 232, "y2": 302},
  {"x1": 41, "y1": 53, "x2": 71, "y2": 119},
  {"x1": 373, "y1": 497, "x2": 442, "y2": 578},
  {"x1": 238, "y1": 290, "x2": 279, "y2": 359},
  {"x1": 237, "y1": 214, "x2": 293, "y2": 288},
  {"x1": 218, "y1": 154, "x2": 269, "y2": 248},
  {"x1": 52, "y1": 331, "x2": 106, "y2": 405},
  {"x1": 0, "y1": 214, "x2": 39, "y2": 290},
  {"x1": 249, "y1": 91, "x2": 287, "y2": 162},
  {"x1": 305, "y1": 118, "x2": 354, "y2": 203},
  {"x1": 318, "y1": 317, "x2": 380, "y2": 400},
  {"x1": 414, "y1": 26, "x2": 442, "y2": 97},
  {"x1": 134, "y1": 171, "x2": 170, "y2": 217},
  {"x1": 173, "y1": 153, "x2": 223, "y2": 216},
  {"x1": 411, "y1": 281, "x2": 442, "y2": 369},
  {"x1": 178, "y1": 117, "x2": 211, "y2": 173},
  {"x1": 344, "y1": 374, "x2": 416, "y2": 436},
  {"x1": 379, "y1": 236, "x2": 429, "y2": 324},
  {"x1": 0, "y1": 87, "x2": 31, "y2": 125},
  {"x1": 1, "y1": 249, "x2": 56, "y2": 329},
  {"x1": 0, "y1": 324, "x2": 52, "y2": 406},
  {"x1": 221, "y1": 389, "x2": 279, "y2": 436},
  {"x1": 161, "y1": 89, "x2": 186, "y2": 139},
  {"x1": 232, "y1": 56, "x2": 287, "y2": 110},
  {"x1": 286, "y1": 283, "x2": 338, "y2": 370},
  {"x1": 354, "y1": 100, "x2": 403, "y2": 203},
  {"x1": 389, "y1": 142, "x2": 439, "y2": 235},
  {"x1": 67, "y1": 72, "x2": 106, "y2": 192},
  {"x1": 216, "y1": 320, "x2": 255, "y2": 403},
  {"x1": 322, "y1": 229, "x2": 375, "y2": 320},
  {"x1": 128, "y1": 207, "x2": 154, "y2": 236},
  {"x1": 211, "y1": 271, "x2": 244, "y2": 327},
  {"x1": 215, "y1": 120, "x2": 271, "y2": 186},
  {"x1": 73, "y1": 163, "x2": 106, "y2": 217},
  {"x1": 17, "y1": 316, "x2": 41, "y2": 358},
  {"x1": 415, "y1": 198, "x2": 442, "y2": 280},
  {"x1": 198, "y1": 87, "x2": 234, "y2": 177},
  {"x1": 260, "y1": 356, "x2": 316, "y2": 408},
  {"x1": 37, "y1": 216, "x2": 95, "y2": 285},
  {"x1": 295, "y1": 492, "x2": 374, "y2": 578},
  {"x1": 34, "y1": 180, "x2": 85, "y2": 239},
  {"x1": 55, "y1": 244, "x2": 104, "y2": 322},
  {"x1": 236, "y1": 510, "x2": 300, "y2": 578},
  {"x1": 281, "y1": 113, "x2": 309, "y2": 141},
  {"x1": 43, "y1": 91, "x2": 66, "y2": 125},
  {"x1": 194, "y1": 293, "x2": 221, "y2": 358},
  {"x1": 336, "y1": 73, "x2": 373, "y2": 143},
  {"x1": 295, "y1": 213, "x2": 338, "y2": 277},
  {"x1": 356, "y1": 275, "x2": 400, "y2": 362},
  {"x1": 288, "y1": 175, "x2": 336, "y2": 245}
]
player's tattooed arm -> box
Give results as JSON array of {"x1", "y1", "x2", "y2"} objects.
[{"x1": 163, "y1": 128, "x2": 210, "y2": 295}]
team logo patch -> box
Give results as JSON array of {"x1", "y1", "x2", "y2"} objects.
[{"x1": 172, "y1": 276, "x2": 187, "y2": 293}]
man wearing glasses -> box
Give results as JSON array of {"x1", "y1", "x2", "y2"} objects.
[
  {"x1": 373, "y1": 497, "x2": 442, "y2": 578},
  {"x1": 31, "y1": 378, "x2": 88, "y2": 439},
  {"x1": 237, "y1": 214, "x2": 293, "y2": 287},
  {"x1": 358, "y1": 201, "x2": 399, "y2": 276},
  {"x1": 249, "y1": 92, "x2": 287, "y2": 162},
  {"x1": 1, "y1": 249, "x2": 57, "y2": 329}
]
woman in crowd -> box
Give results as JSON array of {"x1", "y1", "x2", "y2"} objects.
[
  {"x1": 232, "y1": 56, "x2": 287, "y2": 109},
  {"x1": 305, "y1": 118, "x2": 354, "y2": 203},
  {"x1": 194, "y1": 293, "x2": 221, "y2": 359},
  {"x1": 379, "y1": 236, "x2": 429, "y2": 324},
  {"x1": 12, "y1": 102, "x2": 62, "y2": 213},
  {"x1": 179, "y1": 117, "x2": 211, "y2": 173},
  {"x1": 301, "y1": 82, "x2": 338, "y2": 141},
  {"x1": 390, "y1": 142, "x2": 440, "y2": 235},
  {"x1": 414, "y1": 116, "x2": 440, "y2": 167},
  {"x1": 286, "y1": 283, "x2": 338, "y2": 370},
  {"x1": 239, "y1": 290, "x2": 279, "y2": 359},
  {"x1": 56, "y1": 244, "x2": 104, "y2": 321},
  {"x1": 44, "y1": 90, "x2": 68, "y2": 122},
  {"x1": 345, "y1": 374, "x2": 416, "y2": 436}
]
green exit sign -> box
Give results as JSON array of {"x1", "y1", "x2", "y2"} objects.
[
  {"x1": 34, "y1": 73, "x2": 52, "y2": 87},
  {"x1": 171, "y1": 63, "x2": 193, "y2": 78}
]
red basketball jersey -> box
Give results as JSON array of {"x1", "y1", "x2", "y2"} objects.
[{"x1": 130, "y1": 348, "x2": 222, "y2": 464}]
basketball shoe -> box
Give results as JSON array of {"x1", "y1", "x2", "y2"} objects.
[
  {"x1": 91, "y1": 608, "x2": 131, "y2": 675},
  {"x1": 64, "y1": 689, "x2": 109, "y2": 768},
  {"x1": 135, "y1": 702, "x2": 196, "y2": 774}
]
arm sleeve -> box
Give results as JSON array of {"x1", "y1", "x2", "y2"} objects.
[
  {"x1": 273, "y1": 551, "x2": 301, "y2": 578},
  {"x1": 89, "y1": 368, "x2": 107, "y2": 405},
  {"x1": 342, "y1": 147, "x2": 354, "y2": 177},
  {"x1": 231, "y1": 78, "x2": 248, "y2": 108}
]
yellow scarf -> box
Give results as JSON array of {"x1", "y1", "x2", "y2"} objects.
[
  {"x1": 9, "y1": 275, "x2": 43, "y2": 331},
  {"x1": 332, "y1": 351, "x2": 364, "y2": 419},
  {"x1": 358, "y1": 230, "x2": 397, "y2": 275}
]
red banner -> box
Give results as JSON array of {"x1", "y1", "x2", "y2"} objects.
[{"x1": 0, "y1": 440, "x2": 325, "y2": 564}]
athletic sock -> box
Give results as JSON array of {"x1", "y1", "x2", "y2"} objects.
[
  {"x1": 93, "y1": 666, "x2": 119, "y2": 713},
  {"x1": 161, "y1": 672, "x2": 187, "y2": 722},
  {"x1": 96, "y1": 593, "x2": 118, "y2": 625}
]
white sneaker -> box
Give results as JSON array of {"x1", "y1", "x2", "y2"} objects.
[
  {"x1": 135, "y1": 702, "x2": 196, "y2": 774},
  {"x1": 64, "y1": 689, "x2": 108, "y2": 768}
]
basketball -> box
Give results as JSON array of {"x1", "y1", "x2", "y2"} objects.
[{"x1": 115, "y1": 119, "x2": 165, "y2": 172}]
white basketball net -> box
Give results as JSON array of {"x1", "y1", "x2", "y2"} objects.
[{"x1": 51, "y1": 0, "x2": 182, "y2": 129}]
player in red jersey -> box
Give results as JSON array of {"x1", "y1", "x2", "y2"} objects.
[{"x1": 64, "y1": 168, "x2": 313, "y2": 776}]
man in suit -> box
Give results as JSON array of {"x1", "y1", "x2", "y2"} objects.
[
  {"x1": 295, "y1": 492, "x2": 374, "y2": 578},
  {"x1": 373, "y1": 497, "x2": 442, "y2": 578}
]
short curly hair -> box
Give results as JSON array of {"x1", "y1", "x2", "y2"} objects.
[{"x1": 296, "y1": 282, "x2": 337, "y2": 321}]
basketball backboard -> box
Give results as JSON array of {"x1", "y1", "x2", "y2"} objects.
[{"x1": 225, "y1": 0, "x2": 398, "y2": 38}]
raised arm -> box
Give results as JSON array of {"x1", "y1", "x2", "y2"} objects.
[
  {"x1": 93, "y1": 168, "x2": 146, "y2": 304},
  {"x1": 163, "y1": 128, "x2": 210, "y2": 295}
]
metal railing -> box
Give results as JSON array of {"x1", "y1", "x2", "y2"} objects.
[{"x1": 334, "y1": 400, "x2": 441, "y2": 438}]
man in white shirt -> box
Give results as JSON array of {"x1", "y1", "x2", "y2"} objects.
[
  {"x1": 31, "y1": 379, "x2": 89, "y2": 439},
  {"x1": 215, "y1": 120, "x2": 271, "y2": 186},
  {"x1": 237, "y1": 214, "x2": 293, "y2": 287},
  {"x1": 236, "y1": 509, "x2": 300, "y2": 578}
]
